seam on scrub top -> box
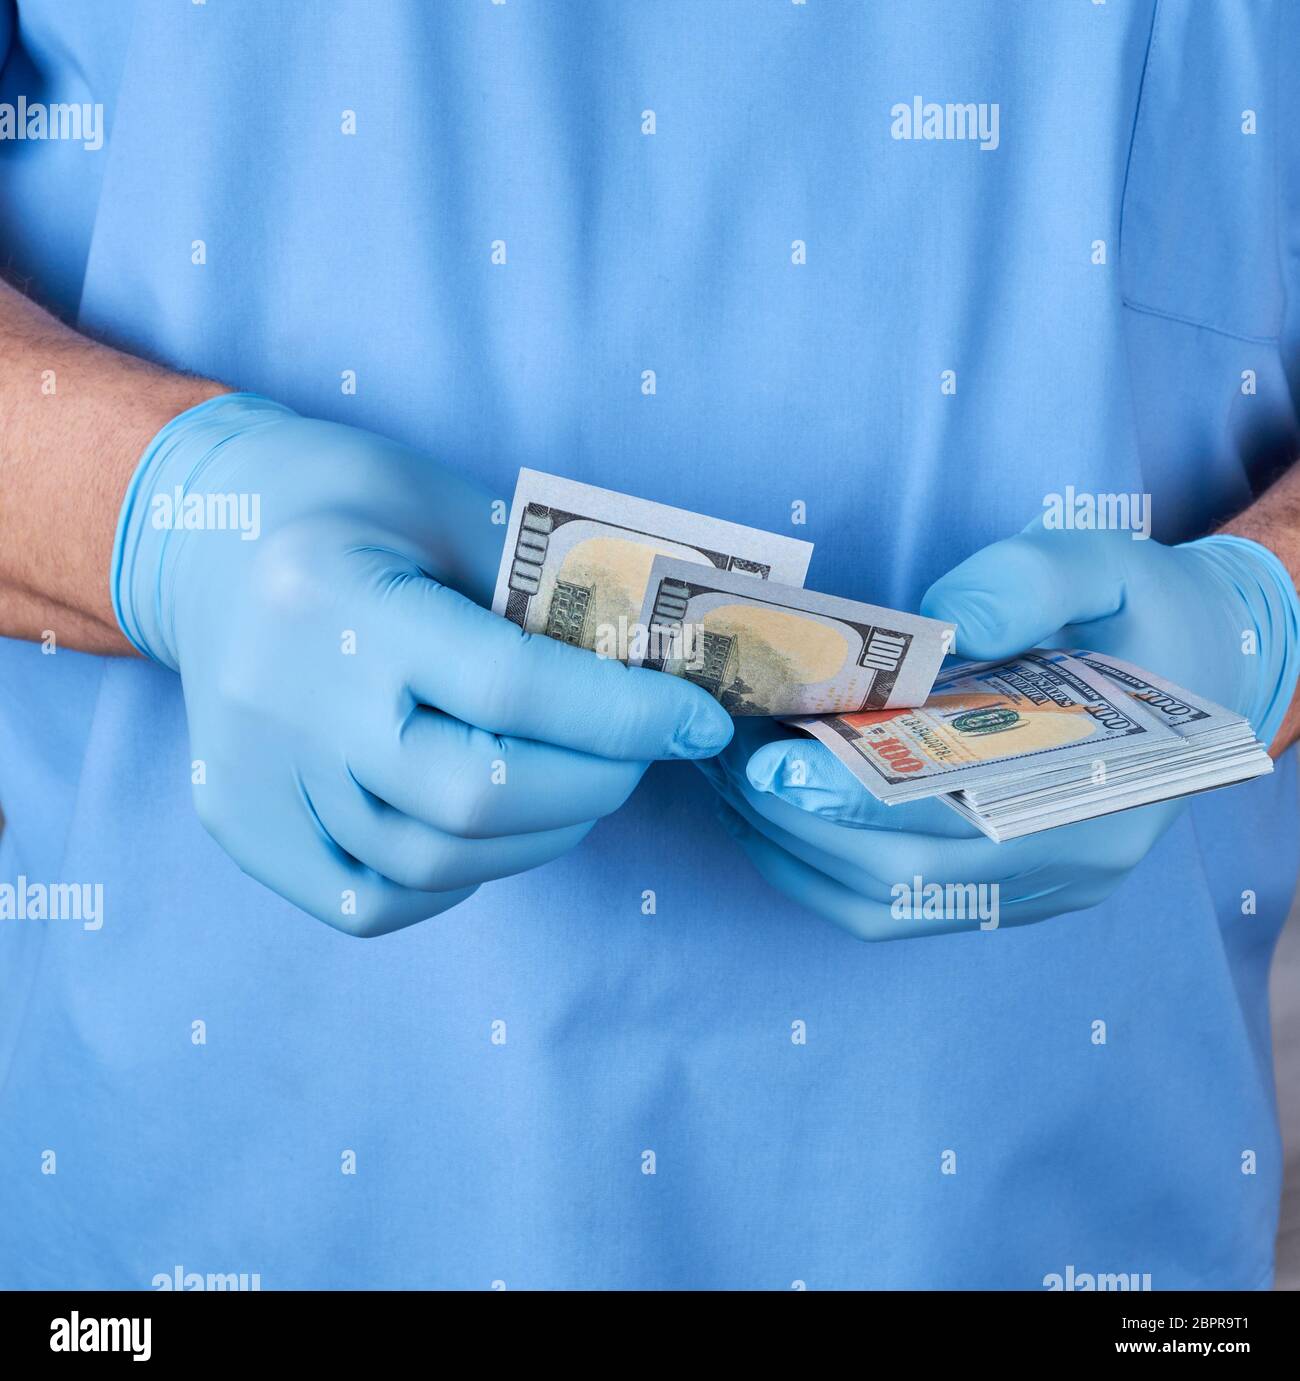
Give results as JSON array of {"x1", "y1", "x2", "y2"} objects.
[
  {"x1": 0, "y1": 657, "x2": 110, "y2": 1119},
  {"x1": 1116, "y1": 0, "x2": 1162, "y2": 289},
  {"x1": 1269, "y1": 1, "x2": 1289, "y2": 361},
  {"x1": 1119, "y1": 296, "x2": 1281, "y2": 347},
  {"x1": 69, "y1": 0, "x2": 146, "y2": 324},
  {"x1": 1186, "y1": 759, "x2": 1300, "y2": 1105},
  {"x1": 1118, "y1": 1, "x2": 1283, "y2": 347}
]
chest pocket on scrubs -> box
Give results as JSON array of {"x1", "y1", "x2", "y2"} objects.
[{"x1": 1120, "y1": 0, "x2": 1284, "y2": 344}]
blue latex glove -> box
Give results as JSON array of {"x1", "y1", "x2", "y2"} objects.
[
  {"x1": 702, "y1": 523, "x2": 1300, "y2": 941},
  {"x1": 112, "y1": 393, "x2": 732, "y2": 936}
]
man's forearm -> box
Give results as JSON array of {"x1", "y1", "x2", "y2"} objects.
[
  {"x1": 1222, "y1": 463, "x2": 1300, "y2": 753},
  {"x1": 0, "y1": 279, "x2": 227, "y2": 654}
]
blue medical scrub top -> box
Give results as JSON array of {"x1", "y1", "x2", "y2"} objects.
[{"x1": 2, "y1": 0, "x2": 1299, "y2": 1289}]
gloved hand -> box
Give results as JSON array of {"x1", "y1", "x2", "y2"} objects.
[
  {"x1": 701, "y1": 522, "x2": 1300, "y2": 941},
  {"x1": 112, "y1": 392, "x2": 732, "y2": 935}
]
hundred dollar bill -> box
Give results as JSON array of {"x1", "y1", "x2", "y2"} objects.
[
  {"x1": 491, "y1": 469, "x2": 813, "y2": 654},
  {"x1": 631, "y1": 556, "x2": 953, "y2": 715},
  {"x1": 942, "y1": 649, "x2": 1272, "y2": 837},
  {"x1": 785, "y1": 651, "x2": 1178, "y2": 804},
  {"x1": 959, "y1": 651, "x2": 1257, "y2": 810},
  {"x1": 1070, "y1": 651, "x2": 1243, "y2": 739},
  {"x1": 948, "y1": 739, "x2": 1272, "y2": 840},
  {"x1": 943, "y1": 761, "x2": 1272, "y2": 840}
]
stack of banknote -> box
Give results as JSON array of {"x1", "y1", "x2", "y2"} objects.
[
  {"x1": 788, "y1": 650, "x2": 1273, "y2": 840},
  {"x1": 491, "y1": 470, "x2": 1271, "y2": 838}
]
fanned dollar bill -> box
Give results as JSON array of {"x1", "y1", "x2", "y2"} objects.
[
  {"x1": 631, "y1": 556, "x2": 953, "y2": 715},
  {"x1": 785, "y1": 650, "x2": 1271, "y2": 838},
  {"x1": 491, "y1": 469, "x2": 813, "y2": 653}
]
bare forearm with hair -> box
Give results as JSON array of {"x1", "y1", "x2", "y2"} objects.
[
  {"x1": 0, "y1": 278, "x2": 227, "y2": 654},
  {"x1": 1222, "y1": 462, "x2": 1300, "y2": 754}
]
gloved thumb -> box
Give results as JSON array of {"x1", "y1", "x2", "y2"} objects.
[{"x1": 920, "y1": 525, "x2": 1125, "y2": 661}]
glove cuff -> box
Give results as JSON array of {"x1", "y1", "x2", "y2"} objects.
[
  {"x1": 1184, "y1": 533, "x2": 1300, "y2": 747},
  {"x1": 110, "y1": 391, "x2": 297, "y2": 668}
]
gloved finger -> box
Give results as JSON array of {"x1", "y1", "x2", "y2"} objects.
[
  {"x1": 921, "y1": 524, "x2": 1128, "y2": 660},
  {"x1": 194, "y1": 780, "x2": 474, "y2": 937},
  {"x1": 716, "y1": 750, "x2": 1076, "y2": 900},
  {"x1": 743, "y1": 735, "x2": 980, "y2": 836},
  {"x1": 393, "y1": 573, "x2": 733, "y2": 761},
  {"x1": 716, "y1": 801, "x2": 1122, "y2": 937},
  {"x1": 296, "y1": 855, "x2": 475, "y2": 938},
  {"x1": 715, "y1": 803, "x2": 981, "y2": 940},
  {"x1": 303, "y1": 767, "x2": 596, "y2": 892},
  {"x1": 348, "y1": 706, "x2": 645, "y2": 837},
  {"x1": 715, "y1": 713, "x2": 793, "y2": 763},
  {"x1": 286, "y1": 848, "x2": 477, "y2": 938},
  {"x1": 709, "y1": 772, "x2": 898, "y2": 902}
]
